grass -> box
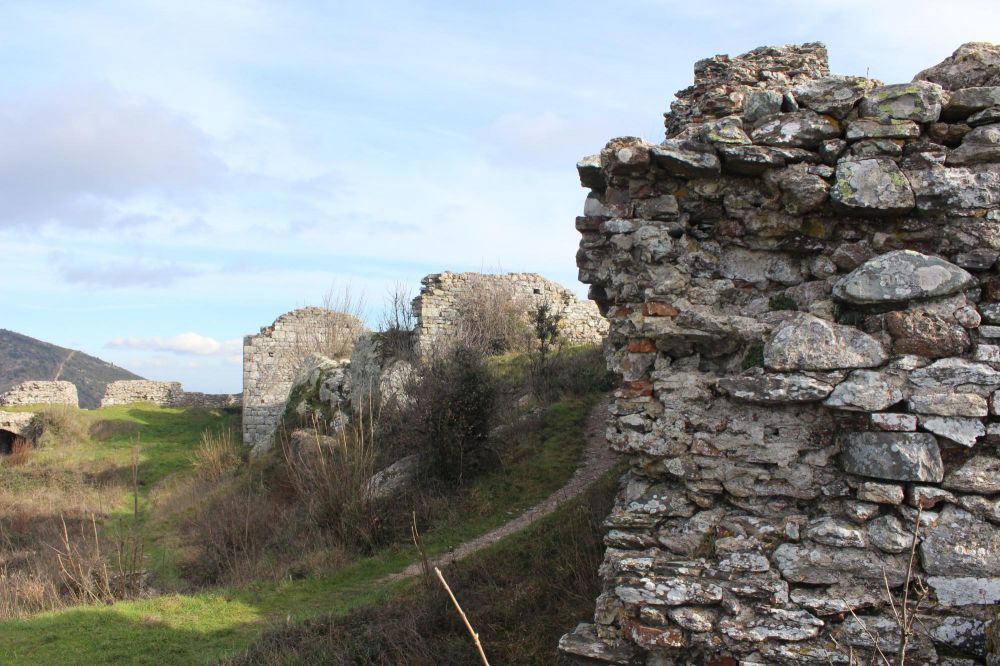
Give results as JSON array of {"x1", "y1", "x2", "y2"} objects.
[{"x1": 0, "y1": 394, "x2": 602, "y2": 665}]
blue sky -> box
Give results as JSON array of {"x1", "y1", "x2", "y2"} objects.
[{"x1": 1, "y1": 1, "x2": 997, "y2": 393}]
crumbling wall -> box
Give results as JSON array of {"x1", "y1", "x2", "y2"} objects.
[
  {"x1": 100, "y1": 380, "x2": 240, "y2": 410},
  {"x1": 412, "y1": 271, "x2": 607, "y2": 355},
  {"x1": 561, "y1": 42, "x2": 1000, "y2": 665},
  {"x1": 0, "y1": 411, "x2": 34, "y2": 436},
  {"x1": 0, "y1": 380, "x2": 78, "y2": 407},
  {"x1": 242, "y1": 307, "x2": 365, "y2": 453}
]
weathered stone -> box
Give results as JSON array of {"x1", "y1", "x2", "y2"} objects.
[
  {"x1": 920, "y1": 506, "x2": 1000, "y2": 576},
  {"x1": 700, "y1": 115, "x2": 751, "y2": 145},
  {"x1": 823, "y1": 370, "x2": 903, "y2": 411},
  {"x1": 830, "y1": 158, "x2": 914, "y2": 214},
  {"x1": 367, "y1": 454, "x2": 419, "y2": 500},
  {"x1": 667, "y1": 607, "x2": 716, "y2": 633},
  {"x1": 909, "y1": 485, "x2": 956, "y2": 509},
  {"x1": 650, "y1": 141, "x2": 720, "y2": 178},
  {"x1": 958, "y1": 495, "x2": 1000, "y2": 525},
  {"x1": 954, "y1": 249, "x2": 999, "y2": 271},
  {"x1": 602, "y1": 137, "x2": 652, "y2": 176},
  {"x1": 768, "y1": 164, "x2": 830, "y2": 214},
  {"x1": 615, "y1": 576, "x2": 723, "y2": 606},
  {"x1": 716, "y1": 372, "x2": 834, "y2": 404},
  {"x1": 911, "y1": 358, "x2": 1000, "y2": 392},
  {"x1": 805, "y1": 517, "x2": 867, "y2": 548},
  {"x1": 860, "y1": 81, "x2": 945, "y2": 123},
  {"x1": 622, "y1": 620, "x2": 686, "y2": 649},
  {"x1": 849, "y1": 138, "x2": 903, "y2": 158},
  {"x1": 577, "y1": 154, "x2": 604, "y2": 189},
  {"x1": 839, "y1": 431, "x2": 944, "y2": 482},
  {"x1": 885, "y1": 310, "x2": 970, "y2": 358},
  {"x1": 750, "y1": 111, "x2": 841, "y2": 149},
  {"x1": 718, "y1": 607, "x2": 823, "y2": 642},
  {"x1": 907, "y1": 166, "x2": 1000, "y2": 212},
  {"x1": 743, "y1": 89, "x2": 784, "y2": 124},
  {"x1": 558, "y1": 623, "x2": 637, "y2": 664},
  {"x1": 844, "y1": 118, "x2": 921, "y2": 140},
  {"x1": 949, "y1": 123, "x2": 1000, "y2": 166},
  {"x1": 772, "y1": 543, "x2": 908, "y2": 585},
  {"x1": 969, "y1": 106, "x2": 1000, "y2": 127},
  {"x1": 919, "y1": 416, "x2": 985, "y2": 447},
  {"x1": 790, "y1": 585, "x2": 883, "y2": 615},
  {"x1": 857, "y1": 481, "x2": 905, "y2": 504},
  {"x1": 718, "y1": 144, "x2": 786, "y2": 175},
  {"x1": 867, "y1": 515, "x2": 912, "y2": 553},
  {"x1": 915, "y1": 42, "x2": 1000, "y2": 90},
  {"x1": 908, "y1": 392, "x2": 988, "y2": 417},
  {"x1": 833, "y1": 250, "x2": 974, "y2": 305},
  {"x1": 928, "y1": 577, "x2": 1000, "y2": 607},
  {"x1": 794, "y1": 75, "x2": 872, "y2": 119},
  {"x1": 870, "y1": 413, "x2": 917, "y2": 432},
  {"x1": 764, "y1": 314, "x2": 887, "y2": 371},
  {"x1": 930, "y1": 616, "x2": 988, "y2": 656},
  {"x1": 928, "y1": 121, "x2": 972, "y2": 146},
  {"x1": 943, "y1": 456, "x2": 1000, "y2": 494},
  {"x1": 946, "y1": 87, "x2": 1000, "y2": 118},
  {"x1": 634, "y1": 195, "x2": 679, "y2": 220}
]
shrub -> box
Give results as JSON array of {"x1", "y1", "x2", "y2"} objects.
[
  {"x1": 768, "y1": 294, "x2": 798, "y2": 311},
  {"x1": 405, "y1": 347, "x2": 499, "y2": 486},
  {"x1": 529, "y1": 345, "x2": 615, "y2": 403},
  {"x1": 191, "y1": 428, "x2": 243, "y2": 481}
]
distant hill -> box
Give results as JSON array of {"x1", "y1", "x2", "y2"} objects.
[{"x1": 0, "y1": 329, "x2": 143, "y2": 409}]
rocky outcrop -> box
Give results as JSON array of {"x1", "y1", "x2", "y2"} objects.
[
  {"x1": 562, "y1": 41, "x2": 1000, "y2": 665},
  {"x1": 0, "y1": 380, "x2": 78, "y2": 407}
]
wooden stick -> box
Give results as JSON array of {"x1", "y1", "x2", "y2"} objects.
[{"x1": 434, "y1": 566, "x2": 490, "y2": 666}]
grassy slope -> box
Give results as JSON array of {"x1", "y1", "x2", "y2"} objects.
[{"x1": 0, "y1": 396, "x2": 599, "y2": 665}]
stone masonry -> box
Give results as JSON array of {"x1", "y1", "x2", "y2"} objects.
[
  {"x1": 560, "y1": 42, "x2": 1000, "y2": 665},
  {"x1": 0, "y1": 380, "x2": 78, "y2": 407},
  {"x1": 243, "y1": 307, "x2": 365, "y2": 453},
  {"x1": 412, "y1": 271, "x2": 607, "y2": 355},
  {"x1": 99, "y1": 380, "x2": 239, "y2": 410}
]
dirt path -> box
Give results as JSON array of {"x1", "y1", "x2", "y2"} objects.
[
  {"x1": 385, "y1": 395, "x2": 617, "y2": 582},
  {"x1": 53, "y1": 350, "x2": 76, "y2": 381}
]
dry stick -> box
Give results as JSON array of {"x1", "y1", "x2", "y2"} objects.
[
  {"x1": 434, "y1": 566, "x2": 490, "y2": 666},
  {"x1": 410, "y1": 511, "x2": 432, "y2": 584}
]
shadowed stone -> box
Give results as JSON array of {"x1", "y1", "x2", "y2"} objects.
[
  {"x1": 948, "y1": 123, "x2": 1000, "y2": 166},
  {"x1": 943, "y1": 456, "x2": 1000, "y2": 494},
  {"x1": 833, "y1": 250, "x2": 973, "y2": 304},
  {"x1": 839, "y1": 431, "x2": 943, "y2": 482},
  {"x1": 946, "y1": 87, "x2": 1000, "y2": 117}
]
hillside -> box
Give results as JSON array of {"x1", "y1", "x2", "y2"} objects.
[{"x1": 0, "y1": 329, "x2": 143, "y2": 408}]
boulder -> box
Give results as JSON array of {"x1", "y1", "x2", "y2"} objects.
[
  {"x1": 764, "y1": 314, "x2": 887, "y2": 371},
  {"x1": 699, "y1": 115, "x2": 751, "y2": 145},
  {"x1": 833, "y1": 250, "x2": 973, "y2": 304},
  {"x1": 838, "y1": 431, "x2": 944, "y2": 482},
  {"x1": 860, "y1": 81, "x2": 945, "y2": 122},
  {"x1": 914, "y1": 42, "x2": 1000, "y2": 90},
  {"x1": 743, "y1": 89, "x2": 784, "y2": 124},
  {"x1": 945, "y1": 87, "x2": 1000, "y2": 118}
]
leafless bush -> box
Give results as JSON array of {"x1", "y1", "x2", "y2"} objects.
[
  {"x1": 451, "y1": 276, "x2": 533, "y2": 356},
  {"x1": 316, "y1": 283, "x2": 368, "y2": 360},
  {"x1": 192, "y1": 428, "x2": 243, "y2": 481},
  {"x1": 376, "y1": 282, "x2": 416, "y2": 361}
]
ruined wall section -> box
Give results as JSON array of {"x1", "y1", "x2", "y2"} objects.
[
  {"x1": 561, "y1": 42, "x2": 1000, "y2": 665},
  {"x1": 0, "y1": 380, "x2": 78, "y2": 407},
  {"x1": 412, "y1": 271, "x2": 607, "y2": 355},
  {"x1": 0, "y1": 411, "x2": 35, "y2": 436},
  {"x1": 242, "y1": 307, "x2": 365, "y2": 453},
  {"x1": 99, "y1": 380, "x2": 239, "y2": 410}
]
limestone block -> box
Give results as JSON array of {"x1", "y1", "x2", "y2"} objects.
[{"x1": 838, "y1": 431, "x2": 943, "y2": 482}]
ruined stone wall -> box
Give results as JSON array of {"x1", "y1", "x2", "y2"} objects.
[
  {"x1": 99, "y1": 380, "x2": 240, "y2": 410},
  {"x1": 412, "y1": 271, "x2": 607, "y2": 355},
  {"x1": 0, "y1": 380, "x2": 78, "y2": 407},
  {"x1": 0, "y1": 411, "x2": 35, "y2": 436},
  {"x1": 242, "y1": 307, "x2": 365, "y2": 453},
  {"x1": 561, "y1": 42, "x2": 1000, "y2": 665}
]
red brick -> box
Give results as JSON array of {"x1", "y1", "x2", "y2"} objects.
[
  {"x1": 627, "y1": 339, "x2": 657, "y2": 353},
  {"x1": 643, "y1": 302, "x2": 679, "y2": 317}
]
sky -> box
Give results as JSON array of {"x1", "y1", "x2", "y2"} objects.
[{"x1": 1, "y1": 1, "x2": 998, "y2": 393}]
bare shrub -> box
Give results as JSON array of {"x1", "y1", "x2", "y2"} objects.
[
  {"x1": 315, "y1": 283, "x2": 368, "y2": 360},
  {"x1": 375, "y1": 282, "x2": 417, "y2": 362},
  {"x1": 451, "y1": 276, "x2": 533, "y2": 356},
  {"x1": 192, "y1": 428, "x2": 243, "y2": 481}
]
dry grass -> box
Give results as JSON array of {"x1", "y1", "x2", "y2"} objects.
[
  {"x1": 451, "y1": 275, "x2": 533, "y2": 356},
  {"x1": 192, "y1": 428, "x2": 243, "y2": 481}
]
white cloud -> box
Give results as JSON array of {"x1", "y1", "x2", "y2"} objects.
[{"x1": 107, "y1": 333, "x2": 242, "y2": 356}]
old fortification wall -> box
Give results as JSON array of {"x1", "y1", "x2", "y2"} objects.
[
  {"x1": 412, "y1": 271, "x2": 607, "y2": 354},
  {"x1": 0, "y1": 380, "x2": 78, "y2": 407},
  {"x1": 242, "y1": 307, "x2": 365, "y2": 453},
  {"x1": 561, "y1": 42, "x2": 1000, "y2": 665},
  {"x1": 0, "y1": 411, "x2": 35, "y2": 436},
  {"x1": 100, "y1": 380, "x2": 240, "y2": 410}
]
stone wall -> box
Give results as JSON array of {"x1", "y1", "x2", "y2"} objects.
[
  {"x1": 412, "y1": 271, "x2": 607, "y2": 355},
  {"x1": 561, "y1": 42, "x2": 1000, "y2": 665},
  {"x1": 242, "y1": 307, "x2": 365, "y2": 453},
  {"x1": 0, "y1": 411, "x2": 34, "y2": 436},
  {"x1": 100, "y1": 380, "x2": 240, "y2": 410},
  {"x1": 0, "y1": 380, "x2": 78, "y2": 407}
]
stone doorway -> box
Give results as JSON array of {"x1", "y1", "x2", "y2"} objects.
[{"x1": 0, "y1": 429, "x2": 28, "y2": 456}]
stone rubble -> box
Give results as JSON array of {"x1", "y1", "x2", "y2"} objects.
[{"x1": 560, "y1": 41, "x2": 1000, "y2": 665}]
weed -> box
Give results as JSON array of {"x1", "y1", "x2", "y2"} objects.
[
  {"x1": 768, "y1": 293, "x2": 798, "y2": 311},
  {"x1": 741, "y1": 341, "x2": 765, "y2": 370}
]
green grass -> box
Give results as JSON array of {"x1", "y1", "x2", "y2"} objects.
[{"x1": 0, "y1": 395, "x2": 601, "y2": 665}]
